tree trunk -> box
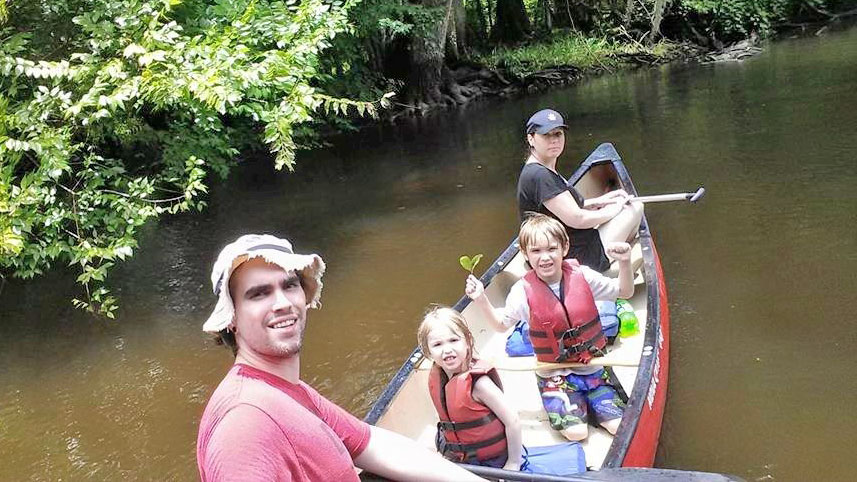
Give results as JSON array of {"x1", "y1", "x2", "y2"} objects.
[
  {"x1": 454, "y1": 0, "x2": 467, "y2": 56},
  {"x1": 445, "y1": 0, "x2": 467, "y2": 61},
  {"x1": 473, "y1": 0, "x2": 488, "y2": 40},
  {"x1": 623, "y1": 0, "x2": 635, "y2": 28},
  {"x1": 492, "y1": 0, "x2": 531, "y2": 44},
  {"x1": 407, "y1": 0, "x2": 453, "y2": 109},
  {"x1": 648, "y1": 0, "x2": 668, "y2": 43},
  {"x1": 539, "y1": 0, "x2": 553, "y2": 32}
]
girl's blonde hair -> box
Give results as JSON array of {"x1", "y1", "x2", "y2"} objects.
[
  {"x1": 518, "y1": 213, "x2": 569, "y2": 253},
  {"x1": 417, "y1": 305, "x2": 476, "y2": 366}
]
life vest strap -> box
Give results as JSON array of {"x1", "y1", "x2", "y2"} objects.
[
  {"x1": 557, "y1": 333, "x2": 607, "y2": 361},
  {"x1": 443, "y1": 431, "x2": 507, "y2": 456},
  {"x1": 558, "y1": 316, "x2": 601, "y2": 339},
  {"x1": 437, "y1": 413, "x2": 498, "y2": 431},
  {"x1": 529, "y1": 316, "x2": 600, "y2": 340}
]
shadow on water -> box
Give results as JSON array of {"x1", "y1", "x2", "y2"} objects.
[{"x1": 1, "y1": 26, "x2": 856, "y2": 480}]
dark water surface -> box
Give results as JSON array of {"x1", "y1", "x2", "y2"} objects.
[{"x1": 2, "y1": 27, "x2": 856, "y2": 481}]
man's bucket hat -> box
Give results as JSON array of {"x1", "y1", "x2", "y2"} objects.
[
  {"x1": 526, "y1": 109, "x2": 568, "y2": 134},
  {"x1": 202, "y1": 234, "x2": 325, "y2": 333}
]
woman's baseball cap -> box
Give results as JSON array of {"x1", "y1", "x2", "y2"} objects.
[
  {"x1": 202, "y1": 234, "x2": 325, "y2": 333},
  {"x1": 526, "y1": 109, "x2": 568, "y2": 134}
]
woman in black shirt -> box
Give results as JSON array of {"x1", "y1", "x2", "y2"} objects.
[{"x1": 517, "y1": 109, "x2": 640, "y2": 272}]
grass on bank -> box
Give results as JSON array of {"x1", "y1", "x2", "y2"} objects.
[{"x1": 477, "y1": 31, "x2": 680, "y2": 78}]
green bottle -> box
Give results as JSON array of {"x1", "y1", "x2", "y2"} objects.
[{"x1": 617, "y1": 299, "x2": 639, "y2": 337}]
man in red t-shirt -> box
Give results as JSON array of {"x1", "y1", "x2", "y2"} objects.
[{"x1": 197, "y1": 234, "x2": 483, "y2": 481}]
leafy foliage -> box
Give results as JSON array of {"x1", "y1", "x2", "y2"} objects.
[
  {"x1": 675, "y1": 0, "x2": 849, "y2": 41},
  {"x1": 678, "y1": 0, "x2": 786, "y2": 38},
  {"x1": 0, "y1": 0, "x2": 385, "y2": 316}
]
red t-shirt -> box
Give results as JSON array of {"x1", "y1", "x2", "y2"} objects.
[{"x1": 197, "y1": 364, "x2": 371, "y2": 481}]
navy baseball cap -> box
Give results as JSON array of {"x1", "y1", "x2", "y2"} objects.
[{"x1": 526, "y1": 109, "x2": 568, "y2": 134}]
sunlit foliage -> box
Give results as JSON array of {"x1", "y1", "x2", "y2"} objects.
[{"x1": 0, "y1": 0, "x2": 389, "y2": 316}]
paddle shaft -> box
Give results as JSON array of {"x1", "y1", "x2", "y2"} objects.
[
  {"x1": 494, "y1": 357, "x2": 641, "y2": 371},
  {"x1": 629, "y1": 187, "x2": 705, "y2": 204},
  {"x1": 458, "y1": 465, "x2": 745, "y2": 481},
  {"x1": 631, "y1": 193, "x2": 693, "y2": 203},
  {"x1": 459, "y1": 463, "x2": 591, "y2": 481}
]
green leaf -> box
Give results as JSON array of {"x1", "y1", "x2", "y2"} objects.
[{"x1": 458, "y1": 253, "x2": 483, "y2": 274}]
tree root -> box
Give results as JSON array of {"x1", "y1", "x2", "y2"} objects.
[{"x1": 701, "y1": 33, "x2": 764, "y2": 63}]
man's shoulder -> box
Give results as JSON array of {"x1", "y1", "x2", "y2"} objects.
[{"x1": 202, "y1": 366, "x2": 307, "y2": 419}]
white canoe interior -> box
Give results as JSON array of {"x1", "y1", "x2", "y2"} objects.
[{"x1": 374, "y1": 164, "x2": 651, "y2": 471}]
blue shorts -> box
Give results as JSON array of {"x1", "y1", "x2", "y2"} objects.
[
  {"x1": 537, "y1": 369, "x2": 624, "y2": 429},
  {"x1": 462, "y1": 453, "x2": 507, "y2": 468}
]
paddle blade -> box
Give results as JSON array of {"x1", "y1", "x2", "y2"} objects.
[{"x1": 689, "y1": 187, "x2": 706, "y2": 203}]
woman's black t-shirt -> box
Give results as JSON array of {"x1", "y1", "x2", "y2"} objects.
[{"x1": 516, "y1": 162, "x2": 610, "y2": 272}]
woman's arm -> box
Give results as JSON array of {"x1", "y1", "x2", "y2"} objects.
[
  {"x1": 471, "y1": 376, "x2": 523, "y2": 471},
  {"x1": 544, "y1": 191, "x2": 623, "y2": 229}
]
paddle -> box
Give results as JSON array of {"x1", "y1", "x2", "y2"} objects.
[
  {"x1": 457, "y1": 463, "x2": 584, "y2": 481},
  {"x1": 492, "y1": 354, "x2": 642, "y2": 371},
  {"x1": 629, "y1": 187, "x2": 705, "y2": 204},
  {"x1": 456, "y1": 464, "x2": 744, "y2": 481}
]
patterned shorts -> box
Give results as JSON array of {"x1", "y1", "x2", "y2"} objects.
[{"x1": 536, "y1": 368, "x2": 625, "y2": 429}]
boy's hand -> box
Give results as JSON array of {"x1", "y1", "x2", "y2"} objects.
[
  {"x1": 465, "y1": 274, "x2": 485, "y2": 300},
  {"x1": 605, "y1": 241, "x2": 632, "y2": 261}
]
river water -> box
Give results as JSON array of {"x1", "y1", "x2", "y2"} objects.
[{"x1": 1, "y1": 26, "x2": 856, "y2": 481}]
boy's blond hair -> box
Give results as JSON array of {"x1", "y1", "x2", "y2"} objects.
[
  {"x1": 417, "y1": 306, "x2": 476, "y2": 367},
  {"x1": 518, "y1": 213, "x2": 569, "y2": 253}
]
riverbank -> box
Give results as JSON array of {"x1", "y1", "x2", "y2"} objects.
[
  {"x1": 385, "y1": 34, "x2": 724, "y2": 120},
  {"x1": 383, "y1": 13, "x2": 857, "y2": 120}
]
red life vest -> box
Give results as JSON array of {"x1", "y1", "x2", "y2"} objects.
[
  {"x1": 428, "y1": 361, "x2": 507, "y2": 462},
  {"x1": 522, "y1": 259, "x2": 606, "y2": 363}
]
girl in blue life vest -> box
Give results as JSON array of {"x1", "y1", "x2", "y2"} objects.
[{"x1": 417, "y1": 306, "x2": 523, "y2": 471}]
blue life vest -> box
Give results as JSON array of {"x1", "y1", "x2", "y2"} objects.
[
  {"x1": 596, "y1": 300, "x2": 619, "y2": 338},
  {"x1": 505, "y1": 320, "x2": 533, "y2": 357}
]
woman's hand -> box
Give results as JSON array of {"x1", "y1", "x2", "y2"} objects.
[
  {"x1": 465, "y1": 274, "x2": 485, "y2": 300},
  {"x1": 585, "y1": 190, "x2": 630, "y2": 210},
  {"x1": 604, "y1": 189, "x2": 630, "y2": 202}
]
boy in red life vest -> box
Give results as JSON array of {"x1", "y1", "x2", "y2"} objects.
[
  {"x1": 418, "y1": 306, "x2": 524, "y2": 471},
  {"x1": 465, "y1": 214, "x2": 634, "y2": 441}
]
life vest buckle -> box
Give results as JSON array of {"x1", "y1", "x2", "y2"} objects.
[
  {"x1": 559, "y1": 327, "x2": 583, "y2": 340},
  {"x1": 589, "y1": 344, "x2": 607, "y2": 356}
]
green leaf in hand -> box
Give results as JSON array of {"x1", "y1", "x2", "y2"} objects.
[{"x1": 459, "y1": 254, "x2": 483, "y2": 274}]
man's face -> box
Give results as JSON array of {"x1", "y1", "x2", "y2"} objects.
[{"x1": 229, "y1": 258, "x2": 308, "y2": 360}]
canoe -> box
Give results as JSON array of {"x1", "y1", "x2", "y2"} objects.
[{"x1": 365, "y1": 143, "x2": 670, "y2": 476}]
